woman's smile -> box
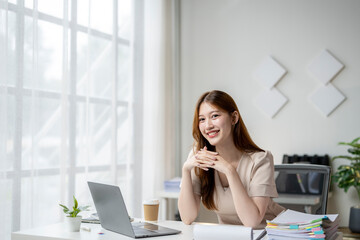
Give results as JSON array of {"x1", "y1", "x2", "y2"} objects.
[{"x1": 207, "y1": 130, "x2": 220, "y2": 138}]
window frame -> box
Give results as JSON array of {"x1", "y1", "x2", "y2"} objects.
[{"x1": 0, "y1": 0, "x2": 140, "y2": 234}]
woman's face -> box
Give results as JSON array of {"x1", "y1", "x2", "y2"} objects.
[{"x1": 198, "y1": 102, "x2": 233, "y2": 147}]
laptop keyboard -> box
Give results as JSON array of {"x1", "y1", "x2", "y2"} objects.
[
  {"x1": 138, "y1": 223, "x2": 159, "y2": 231},
  {"x1": 133, "y1": 222, "x2": 160, "y2": 236}
]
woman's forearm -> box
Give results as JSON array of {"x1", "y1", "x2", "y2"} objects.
[
  {"x1": 226, "y1": 167, "x2": 267, "y2": 227},
  {"x1": 178, "y1": 169, "x2": 200, "y2": 224}
]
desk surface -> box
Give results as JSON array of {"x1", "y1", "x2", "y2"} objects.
[
  {"x1": 12, "y1": 221, "x2": 193, "y2": 240},
  {"x1": 12, "y1": 220, "x2": 344, "y2": 240},
  {"x1": 338, "y1": 227, "x2": 360, "y2": 239},
  {"x1": 12, "y1": 221, "x2": 268, "y2": 240}
]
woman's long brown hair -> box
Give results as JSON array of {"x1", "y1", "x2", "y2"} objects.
[{"x1": 192, "y1": 90, "x2": 264, "y2": 210}]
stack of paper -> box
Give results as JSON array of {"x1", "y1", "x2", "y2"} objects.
[
  {"x1": 266, "y1": 209, "x2": 339, "y2": 240},
  {"x1": 164, "y1": 177, "x2": 181, "y2": 192},
  {"x1": 193, "y1": 224, "x2": 266, "y2": 240}
]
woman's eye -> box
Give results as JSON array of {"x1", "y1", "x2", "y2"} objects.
[
  {"x1": 212, "y1": 114, "x2": 219, "y2": 118},
  {"x1": 199, "y1": 118, "x2": 205, "y2": 122}
]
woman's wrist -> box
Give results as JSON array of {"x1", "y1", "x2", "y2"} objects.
[
  {"x1": 182, "y1": 164, "x2": 192, "y2": 174},
  {"x1": 225, "y1": 164, "x2": 236, "y2": 177}
]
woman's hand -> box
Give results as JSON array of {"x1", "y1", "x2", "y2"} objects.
[
  {"x1": 196, "y1": 148, "x2": 234, "y2": 175},
  {"x1": 183, "y1": 147, "x2": 218, "y2": 172}
]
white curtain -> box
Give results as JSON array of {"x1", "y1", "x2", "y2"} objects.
[
  {"x1": 0, "y1": 0, "x2": 139, "y2": 239},
  {"x1": 141, "y1": 0, "x2": 178, "y2": 216}
]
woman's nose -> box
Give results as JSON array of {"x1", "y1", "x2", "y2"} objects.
[{"x1": 205, "y1": 119, "x2": 214, "y2": 129}]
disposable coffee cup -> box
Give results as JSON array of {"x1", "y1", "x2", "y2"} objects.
[{"x1": 143, "y1": 199, "x2": 160, "y2": 221}]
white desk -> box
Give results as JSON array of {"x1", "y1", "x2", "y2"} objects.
[
  {"x1": 11, "y1": 220, "x2": 342, "y2": 240},
  {"x1": 11, "y1": 221, "x2": 268, "y2": 240},
  {"x1": 157, "y1": 191, "x2": 181, "y2": 220},
  {"x1": 12, "y1": 221, "x2": 193, "y2": 240}
]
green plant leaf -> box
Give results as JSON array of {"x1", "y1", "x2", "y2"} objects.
[
  {"x1": 339, "y1": 140, "x2": 360, "y2": 149},
  {"x1": 59, "y1": 204, "x2": 70, "y2": 214},
  {"x1": 350, "y1": 137, "x2": 360, "y2": 144},
  {"x1": 332, "y1": 155, "x2": 360, "y2": 161},
  {"x1": 73, "y1": 196, "x2": 78, "y2": 209},
  {"x1": 59, "y1": 204, "x2": 69, "y2": 211},
  {"x1": 60, "y1": 196, "x2": 89, "y2": 217},
  {"x1": 348, "y1": 148, "x2": 360, "y2": 155},
  {"x1": 332, "y1": 137, "x2": 360, "y2": 202}
]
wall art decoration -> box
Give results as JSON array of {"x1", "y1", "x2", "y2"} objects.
[
  {"x1": 308, "y1": 49, "x2": 346, "y2": 116},
  {"x1": 253, "y1": 56, "x2": 288, "y2": 118}
]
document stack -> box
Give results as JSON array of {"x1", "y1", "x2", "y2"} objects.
[
  {"x1": 266, "y1": 209, "x2": 340, "y2": 240},
  {"x1": 193, "y1": 224, "x2": 266, "y2": 240},
  {"x1": 163, "y1": 177, "x2": 181, "y2": 192}
]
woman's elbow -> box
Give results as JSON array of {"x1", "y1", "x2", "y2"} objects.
[
  {"x1": 181, "y1": 218, "x2": 194, "y2": 225},
  {"x1": 243, "y1": 220, "x2": 260, "y2": 228},
  {"x1": 242, "y1": 216, "x2": 263, "y2": 228},
  {"x1": 178, "y1": 211, "x2": 196, "y2": 225}
]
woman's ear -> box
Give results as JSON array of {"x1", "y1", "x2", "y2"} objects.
[{"x1": 232, "y1": 111, "x2": 239, "y2": 125}]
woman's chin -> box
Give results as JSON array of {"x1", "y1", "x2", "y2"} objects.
[{"x1": 207, "y1": 138, "x2": 219, "y2": 146}]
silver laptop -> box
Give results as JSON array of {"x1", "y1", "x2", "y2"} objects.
[{"x1": 88, "y1": 181, "x2": 181, "y2": 238}]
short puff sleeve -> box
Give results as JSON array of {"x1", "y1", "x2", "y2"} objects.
[{"x1": 248, "y1": 151, "x2": 278, "y2": 198}]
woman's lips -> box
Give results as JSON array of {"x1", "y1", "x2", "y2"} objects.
[{"x1": 207, "y1": 130, "x2": 219, "y2": 138}]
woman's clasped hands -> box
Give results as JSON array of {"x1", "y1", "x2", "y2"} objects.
[
  {"x1": 194, "y1": 146, "x2": 218, "y2": 171},
  {"x1": 184, "y1": 147, "x2": 232, "y2": 174}
]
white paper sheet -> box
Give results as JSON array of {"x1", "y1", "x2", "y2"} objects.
[
  {"x1": 193, "y1": 224, "x2": 255, "y2": 240},
  {"x1": 271, "y1": 209, "x2": 338, "y2": 224}
]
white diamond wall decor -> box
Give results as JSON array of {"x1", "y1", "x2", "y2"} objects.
[
  {"x1": 253, "y1": 56, "x2": 287, "y2": 89},
  {"x1": 309, "y1": 84, "x2": 346, "y2": 117},
  {"x1": 253, "y1": 56, "x2": 288, "y2": 118},
  {"x1": 255, "y1": 88, "x2": 288, "y2": 118},
  {"x1": 308, "y1": 49, "x2": 346, "y2": 117},
  {"x1": 308, "y1": 49, "x2": 344, "y2": 85}
]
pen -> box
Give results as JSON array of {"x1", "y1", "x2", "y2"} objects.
[{"x1": 81, "y1": 226, "x2": 91, "y2": 232}]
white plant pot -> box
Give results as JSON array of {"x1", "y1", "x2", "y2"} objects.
[{"x1": 65, "y1": 216, "x2": 82, "y2": 232}]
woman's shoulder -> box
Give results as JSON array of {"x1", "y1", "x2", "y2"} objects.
[{"x1": 247, "y1": 150, "x2": 274, "y2": 164}]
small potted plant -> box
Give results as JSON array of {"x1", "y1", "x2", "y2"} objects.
[
  {"x1": 332, "y1": 137, "x2": 360, "y2": 233},
  {"x1": 59, "y1": 196, "x2": 89, "y2": 232}
]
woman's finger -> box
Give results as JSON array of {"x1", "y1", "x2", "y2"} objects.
[
  {"x1": 196, "y1": 164, "x2": 209, "y2": 171},
  {"x1": 196, "y1": 152, "x2": 217, "y2": 161},
  {"x1": 196, "y1": 160, "x2": 215, "y2": 166},
  {"x1": 200, "y1": 148, "x2": 218, "y2": 155}
]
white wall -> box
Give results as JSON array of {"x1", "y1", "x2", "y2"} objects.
[{"x1": 179, "y1": 0, "x2": 360, "y2": 227}]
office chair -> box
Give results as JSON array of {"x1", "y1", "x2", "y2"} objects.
[{"x1": 274, "y1": 164, "x2": 331, "y2": 214}]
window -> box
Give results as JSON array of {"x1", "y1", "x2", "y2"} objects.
[{"x1": 0, "y1": 0, "x2": 139, "y2": 239}]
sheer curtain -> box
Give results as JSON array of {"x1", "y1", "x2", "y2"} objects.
[
  {"x1": 142, "y1": 0, "x2": 178, "y2": 207},
  {"x1": 0, "y1": 0, "x2": 141, "y2": 239}
]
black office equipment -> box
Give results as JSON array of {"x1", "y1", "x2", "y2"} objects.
[{"x1": 274, "y1": 164, "x2": 331, "y2": 214}]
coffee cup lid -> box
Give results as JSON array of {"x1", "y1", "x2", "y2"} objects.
[{"x1": 143, "y1": 199, "x2": 159, "y2": 205}]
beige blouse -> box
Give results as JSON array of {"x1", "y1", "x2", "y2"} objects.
[{"x1": 190, "y1": 150, "x2": 285, "y2": 228}]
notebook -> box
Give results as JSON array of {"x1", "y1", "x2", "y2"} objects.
[{"x1": 88, "y1": 181, "x2": 181, "y2": 238}]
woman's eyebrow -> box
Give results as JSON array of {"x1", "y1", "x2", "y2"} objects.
[{"x1": 199, "y1": 110, "x2": 220, "y2": 117}]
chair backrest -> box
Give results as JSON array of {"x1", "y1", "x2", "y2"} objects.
[{"x1": 274, "y1": 164, "x2": 331, "y2": 214}]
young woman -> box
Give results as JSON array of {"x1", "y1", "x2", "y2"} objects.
[{"x1": 178, "y1": 90, "x2": 284, "y2": 228}]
